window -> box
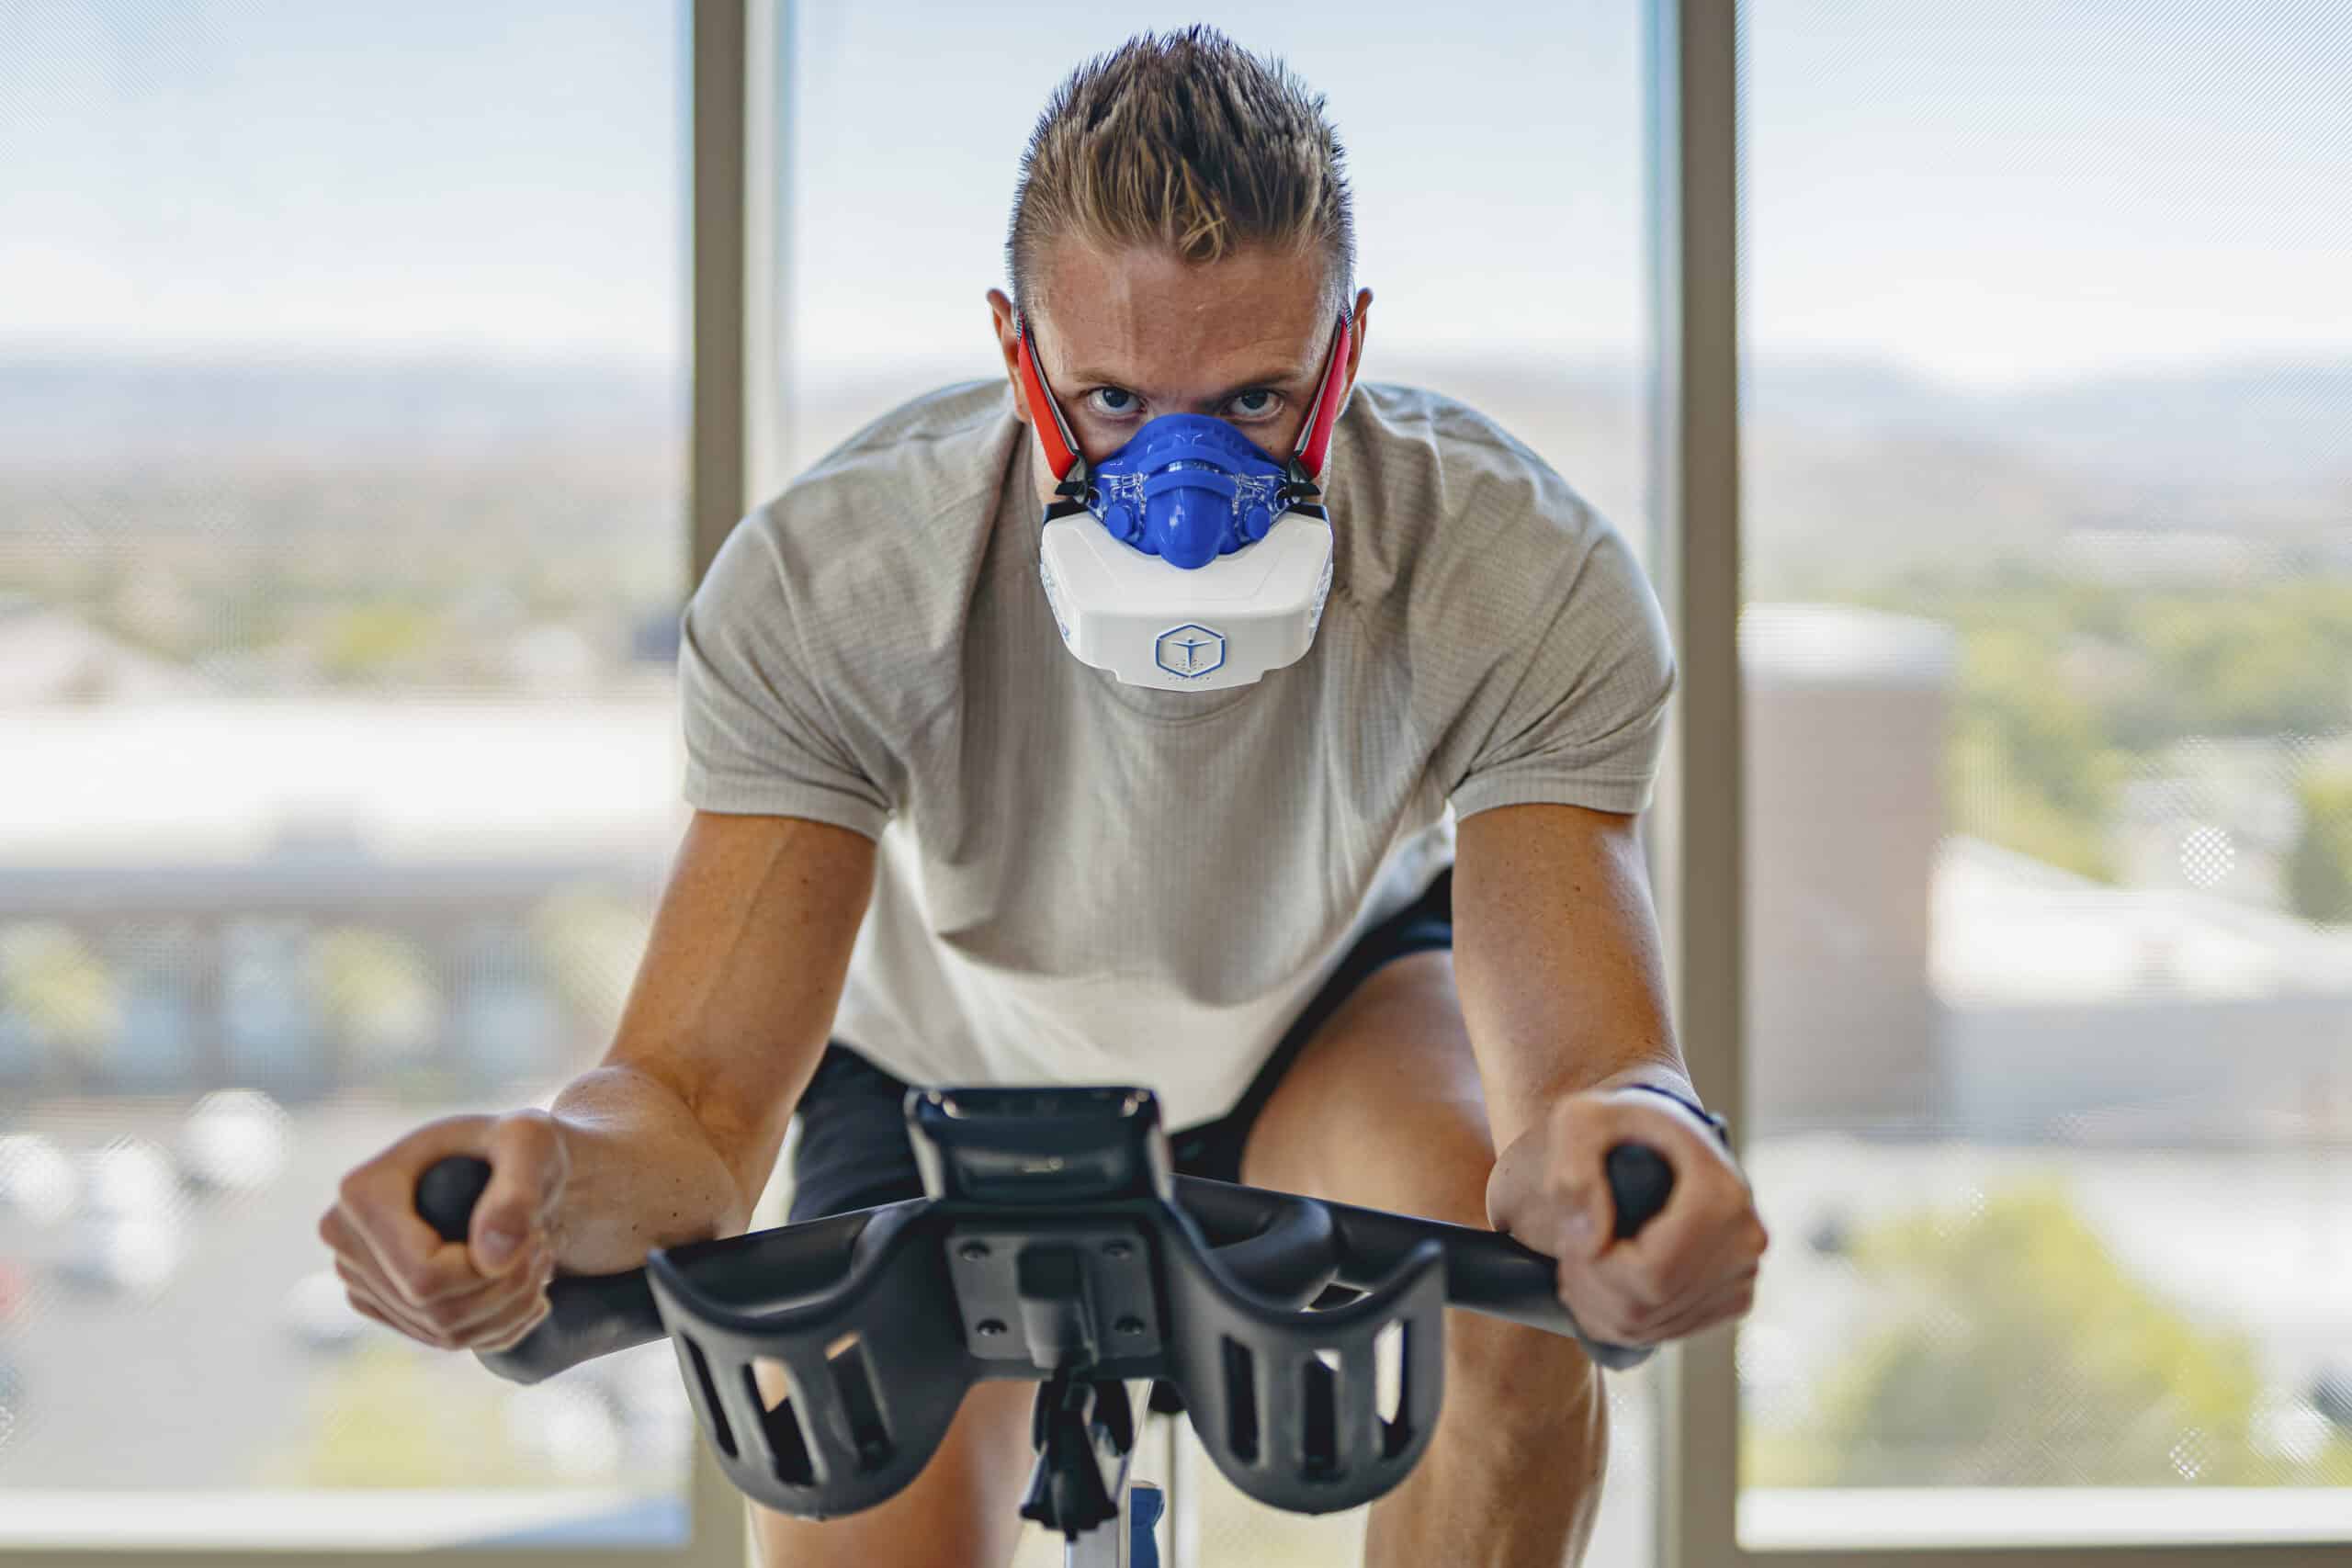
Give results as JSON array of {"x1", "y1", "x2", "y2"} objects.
[
  {"x1": 1737, "y1": 0, "x2": 2352, "y2": 1550},
  {"x1": 0, "y1": 1, "x2": 693, "y2": 1552},
  {"x1": 775, "y1": 5, "x2": 1660, "y2": 1562}
]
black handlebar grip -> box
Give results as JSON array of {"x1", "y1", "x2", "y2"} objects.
[
  {"x1": 1321, "y1": 1201, "x2": 1656, "y2": 1372},
  {"x1": 472, "y1": 1268, "x2": 667, "y2": 1385},
  {"x1": 1605, "y1": 1142, "x2": 1674, "y2": 1239},
  {"x1": 416, "y1": 1154, "x2": 493, "y2": 1243},
  {"x1": 412, "y1": 1154, "x2": 667, "y2": 1386}
]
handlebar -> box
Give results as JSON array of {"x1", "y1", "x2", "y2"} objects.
[
  {"x1": 413, "y1": 1134, "x2": 1678, "y2": 1384},
  {"x1": 409, "y1": 1084, "x2": 1686, "y2": 1525},
  {"x1": 413, "y1": 1154, "x2": 671, "y2": 1383}
]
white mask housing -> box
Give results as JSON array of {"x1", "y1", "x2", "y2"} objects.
[{"x1": 1014, "y1": 310, "x2": 1351, "y2": 691}]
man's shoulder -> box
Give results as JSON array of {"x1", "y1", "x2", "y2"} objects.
[
  {"x1": 696, "y1": 379, "x2": 1017, "y2": 730},
  {"x1": 724, "y1": 378, "x2": 1012, "y2": 593},
  {"x1": 1337, "y1": 381, "x2": 1618, "y2": 610},
  {"x1": 781, "y1": 378, "x2": 1014, "y2": 524},
  {"x1": 1329, "y1": 384, "x2": 1669, "y2": 794}
]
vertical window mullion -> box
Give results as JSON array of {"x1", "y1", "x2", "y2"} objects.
[
  {"x1": 1645, "y1": 0, "x2": 1745, "y2": 1564},
  {"x1": 686, "y1": 4, "x2": 758, "y2": 1562},
  {"x1": 691, "y1": 0, "x2": 752, "y2": 586}
]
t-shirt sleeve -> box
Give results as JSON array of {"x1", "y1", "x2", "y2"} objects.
[
  {"x1": 1447, "y1": 524, "x2": 1678, "y2": 819},
  {"x1": 675, "y1": 514, "x2": 894, "y2": 839}
]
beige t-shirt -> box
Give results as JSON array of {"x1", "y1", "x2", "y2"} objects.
[{"x1": 679, "y1": 378, "x2": 1674, "y2": 1130}]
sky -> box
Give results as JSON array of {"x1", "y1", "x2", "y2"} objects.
[{"x1": 0, "y1": 0, "x2": 2346, "y2": 389}]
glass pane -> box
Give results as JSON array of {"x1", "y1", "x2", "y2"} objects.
[
  {"x1": 0, "y1": 0, "x2": 691, "y2": 1551},
  {"x1": 785, "y1": 6, "x2": 1657, "y2": 1563},
  {"x1": 784, "y1": 1, "x2": 1656, "y2": 556},
  {"x1": 1738, "y1": 0, "x2": 2352, "y2": 1549}
]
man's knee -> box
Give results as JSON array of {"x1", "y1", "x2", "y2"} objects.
[
  {"x1": 1444, "y1": 1307, "x2": 1606, "y2": 1453},
  {"x1": 1242, "y1": 951, "x2": 1489, "y2": 1205},
  {"x1": 1251, "y1": 1056, "x2": 1498, "y2": 1225}
]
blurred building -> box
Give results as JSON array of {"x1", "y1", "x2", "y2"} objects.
[
  {"x1": 0, "y1": 598, "x2": 209, "y2": 705},
  {"x1": 2110, "y1": 737, "x2": 2305, "y2": 912},
  {"x1": 6, "y1": 663, "x2": 2347, "y2": 1134},
  {"x1": 1937, "y1": 836, "x2": 2352, "y2": 1141},
  {"x1": 1743, "y1": 601, "x2": 2352, "y2": 1142},
  {"x1": 0, "y1": 699, "x2": 683, "y2": 1102},
  {"x1": 1744, "y1": 604, "x2": 1954, "y2": 1135}
]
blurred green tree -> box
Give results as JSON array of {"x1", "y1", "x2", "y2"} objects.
[
  {"x1": 1747, "y1": 1180, "x2": 2352, "y2": 1488},
  {"x1": 258, "y1": 1343, "x2": 557, "y2": 1488},
  {"x1": 317, "y1": 926, "x2": 443, "y2": 1071},
  {"x1": 1858, "y1": 568, "x2": 2352, "y2": 886},
  {"x1": 2287, "y1": 769, "x2": 2352, "y2": 923},
  {"x1": 526, "y1": 886, "x2": 653, "y2": 1043},
  {"x1": 0, "y1": 921, "x2": 119, "y2": 1077},
  {"x1": 322, "y1": 601, "x2": 441, "y2": 682}
]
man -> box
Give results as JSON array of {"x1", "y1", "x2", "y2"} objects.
[{"x1": 321, "y1": 27, "x2": 1766, "y2": 1568}]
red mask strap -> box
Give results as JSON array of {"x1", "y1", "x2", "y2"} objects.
[
  {"x1": 1013, "y1": 312, "x2": 1083, "y2": 482},
  {"x1": 1290, "y1": 311, "x2": 1353, "y2": 481}
]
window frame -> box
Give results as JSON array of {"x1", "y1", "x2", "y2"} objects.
[
  {"x1": 1646, "y1": 3, "x2": 2347, "y2": 1564},
  {"x1": 0, "y1": 4, "x2": 747, "y2": 1565}
]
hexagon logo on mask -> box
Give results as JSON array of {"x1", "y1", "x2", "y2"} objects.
[{"x1": 1154, "y1": 624, "x2": 1227, "y2": 679}]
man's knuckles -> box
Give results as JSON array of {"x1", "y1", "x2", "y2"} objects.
[
  {"x1": 347, "y1": 1262, "x2": 548, "y2": 1350},
  {"x1": 490, "y1": 1109, "x2": 568, "y2": 1191}
]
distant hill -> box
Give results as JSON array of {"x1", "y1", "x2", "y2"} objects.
[
  {"x1": 1747, "y1": 356, "x2": 2352, "y2": 491},
  {"x1": 0, "y1": 353, "x2": 681, "y2": 467},
  {"x1": 0, "y1": 349, "x2": 2342, "y2": 581},
  {"x1": 5, "y1": 348, "x2": 2344, "y2": 471}
]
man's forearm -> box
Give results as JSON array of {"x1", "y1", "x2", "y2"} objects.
[{"x1": 541, "y1": 1064, "x2": 761, "y2": 1275}]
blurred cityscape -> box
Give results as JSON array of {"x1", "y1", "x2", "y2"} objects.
[
  {"x1": 0, "y1": 353, "x2": 698, "y2": 1546},
  {"x1": 2, "y1": 348, "x2": 2347, "y2": 1551},
  {"x1": 5, "y1": 0, "x2": 2344, "y2": 1556}
]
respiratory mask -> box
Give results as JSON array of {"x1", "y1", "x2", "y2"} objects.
[{"x1": 1015, "y1": 310, "x2": 1351, "y2": 690}]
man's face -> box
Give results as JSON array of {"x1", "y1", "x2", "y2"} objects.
[{"x1": 989, "y1": 239, "x2": 1372, "y2": 507}]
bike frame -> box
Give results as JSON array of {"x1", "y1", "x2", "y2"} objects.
[{"x1": 1062, "y1": 1382, "x2": 1167, "y2": 1568}]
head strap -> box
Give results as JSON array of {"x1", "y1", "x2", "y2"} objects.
[
  {"x1": 1014, "y1": 313, "x2": 1086, "y2": 483},
  {"x1": 1289, "y1": 311, "x2": 1351, "y2": 482}
]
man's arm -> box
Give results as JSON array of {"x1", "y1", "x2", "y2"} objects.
[
  {"x1": 1452, "y1": 801, "x2": 1695, "y2": 1149},
  {"x1": 540, "y1": 808, "x2": 876, "y2": 1269},
  {"x1": 321, "y1": 808, "x2": 874, "y2": 1348},
  {"x1": 1457, "y1": 801, "x2": 1768, "y2": 1347}
]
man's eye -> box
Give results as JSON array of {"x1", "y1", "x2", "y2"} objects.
[
  {"x1": 1225, "y1": 390, "x2": 1282, "y2": 418},
  {"x1": 1088, "y1": 388, "x2": 1141, "y2": 416}
]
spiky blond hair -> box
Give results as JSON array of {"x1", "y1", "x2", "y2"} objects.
[{"x1": 1007, "y1": 26, "x2": 1354, "y2": 321}]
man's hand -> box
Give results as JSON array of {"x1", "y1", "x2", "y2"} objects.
[
  {"x1": 1485, "y1": 1087, "x2": 1768, "y2": 1348},
  {"x1": 314, "y1": 811, "x2": 878, "y2": 1358},
  {"x1": 318, "y1": 1111, "x2": 571, "y2": 1353}
]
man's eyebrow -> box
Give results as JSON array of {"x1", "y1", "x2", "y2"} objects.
[{"x1": 1062, "y1": 364, "x2": 1317, "y2": 400}]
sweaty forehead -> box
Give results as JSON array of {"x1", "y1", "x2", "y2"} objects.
[{"x1": 1032, "y1": 240, "x2": 1332, "y2": 384}]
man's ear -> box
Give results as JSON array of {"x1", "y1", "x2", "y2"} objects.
[
  {"x1": 1340, "y1": 287, "x2": 1373, "y2": 409},
  {"x1": 985, "y1": 288, "x2": 1032, "y2": 427}
]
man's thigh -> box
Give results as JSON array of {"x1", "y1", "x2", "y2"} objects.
[
  {"x1": 1235, "y1": 945, "x2": 1608, "y2": 1534},
  {"x1": 747, "y1": 1378, "x2": 1035, "y2": 1568},
  {"x1": 1238, "y1": 948, "x2": 1495, "y2": 1224}
]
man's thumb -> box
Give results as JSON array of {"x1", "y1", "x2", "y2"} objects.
[{"x1": 469, "y1": 1112, "x2": 564, "y2": 1277}]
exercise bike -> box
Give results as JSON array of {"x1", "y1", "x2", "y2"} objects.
[{"x1": 417, "y1": 1085, "x2": 1673, "y2": 1567}]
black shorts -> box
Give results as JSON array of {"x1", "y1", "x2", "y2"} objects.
[{"x1": 786, "y1": 867, "x2": 1454, "y2": 1224}]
